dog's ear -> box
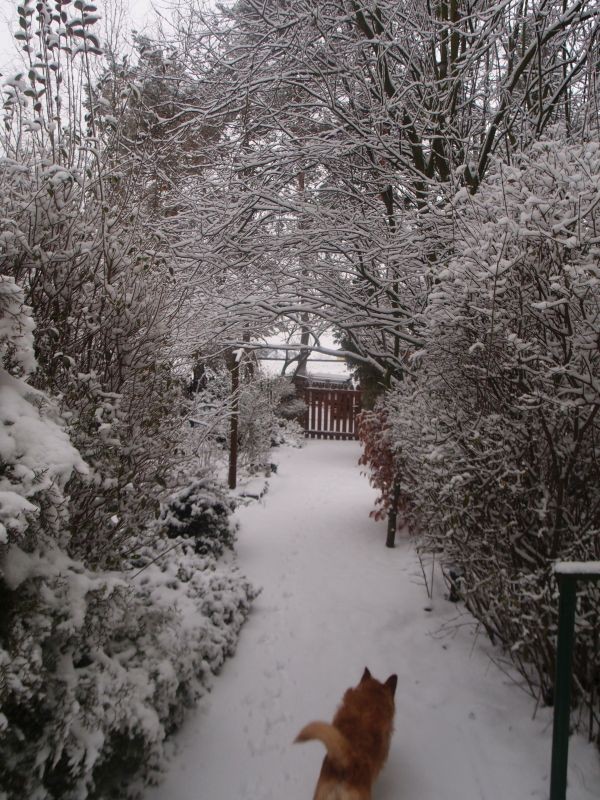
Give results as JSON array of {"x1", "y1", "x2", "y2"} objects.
[
  {"x1": 385, "y1": 674, "x2": 398, "y2": 697},
  {"x1": 361, "y1": 667, "x2": 372, "y2": 682}
]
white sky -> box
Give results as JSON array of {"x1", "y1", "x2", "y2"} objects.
[{"x1": 0, "y1": 0, "x2": 161, "y2": 75}]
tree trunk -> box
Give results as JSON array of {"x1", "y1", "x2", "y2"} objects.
[{"x1": 228, "y1": 350, "x2": 240, "y2": 490}]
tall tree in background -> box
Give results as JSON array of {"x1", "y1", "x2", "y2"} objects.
[{"x1": 159, "y1": 0, "x2": 599, "y2": 377}]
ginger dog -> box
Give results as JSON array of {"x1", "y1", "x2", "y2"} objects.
[{"x1": 295, "y1": 667, "x2": 397, "y2": 800}]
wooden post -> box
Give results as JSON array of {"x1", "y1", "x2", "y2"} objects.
[{"x1": 228, "y1": 349, "x2": 240, "y2": 490}]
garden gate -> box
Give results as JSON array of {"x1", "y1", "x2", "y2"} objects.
[{"x1": 300, "y1": 386, "x2": 362, "y2": 440}]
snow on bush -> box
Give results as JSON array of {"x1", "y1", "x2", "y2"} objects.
[
  {"x1": 1, "y1": 434, "x2": 256, "y2": 800},
  {"x1": 0, "y1": 377, "x2": 256, "y2": 799},
  {"x1": 274, "y1": 380, "x2": 307, "y2": 422},
  {"x1": 1, "y1": 535, "x2": 257, "y2": 800},
  {"x1": 0, "y1": 276, "x2": 35, "y2": 376},
  {"x1": 0, "y1": 277, "x2": 87, "y2": 545},
  {"x1": 383, "y1": 137, "x2": 600, "y2": 738},
  {"x1": 161, "y1": 478, "x2": 237, "y2": 558},
  {"x1": 0, "y1": 7, "x2": 260, "y2": 796},
  {"x1": 270, "y1": 379, "x2": 306, "y2": 447},
  {"x1": 188, "y1": 367, "x2": 303, "y2": 472},
  {"x1": 0, "y1": 280, "x2": 258, "y2": 798}
]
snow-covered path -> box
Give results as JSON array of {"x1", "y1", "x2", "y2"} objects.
[{"x1": 145, "y1": 440, "x2": 600, "y2": 800}]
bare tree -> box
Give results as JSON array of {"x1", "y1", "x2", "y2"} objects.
[{"x1": 155, "y1": 0, "x2": 599, "y2": 378}]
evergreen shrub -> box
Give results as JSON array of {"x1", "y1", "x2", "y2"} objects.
[{"x1": 160, "y1": 479, "x2": 237, "y2": 558}]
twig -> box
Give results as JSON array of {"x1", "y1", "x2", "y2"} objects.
[{"x1": 129, "y1": 540, "x2": 187, "y2": 580}]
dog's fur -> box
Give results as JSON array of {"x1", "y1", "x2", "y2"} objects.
[{"x1": 295, "y1": 667, "x2": 397, "y2": 800}]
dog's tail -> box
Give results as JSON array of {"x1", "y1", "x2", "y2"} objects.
[{"x1": 294, "y1": 722, "x2": 352, "y2": 769}]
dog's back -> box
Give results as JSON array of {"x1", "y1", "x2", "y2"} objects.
[{"x1": 296, "y1": 668, "x2": 397, "y2": 800}]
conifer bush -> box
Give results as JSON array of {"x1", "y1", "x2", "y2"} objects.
[{"x1": 161, "y1": 479, "x2": 237, "y2": 558}]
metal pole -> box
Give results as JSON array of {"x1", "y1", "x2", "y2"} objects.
[{"x1": 549, "y1": 575, "x2": 577, "y2": 800}]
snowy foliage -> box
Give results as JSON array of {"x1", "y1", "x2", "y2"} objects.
[
  {"x1": 0, "y1": 5, "x2": 258, "y2": 799},
  {"x1": 0, "y1": 278, "x2": 86, "y2": 546},
  {"x1": 0, "y1": 532, "x2": 257, "y2": 800},
  {"x1": 275, "y1": 382, "x2": 307, "y2": 422},
  {"x1": 0, "y1": 47, "x2": 186, "y2": 566},
  {"x1": 384, "y1": 138, "x2": 600, "y2": 735},
  {"x1": 152, "y1": 0, "x2": 600, "y2": 375},
  {"x1": 0, "y1": 276, "x2": 35, "y2": 376},
  {"x1": 2, "y1": 1, "x2": 600, "y2": 794},
  {"x1": 188, "y1": 365, "x2": 302, "y2": 473},
  {"x1": 161, "y1": 478, "x2": 237, "y2": 558},
  {"x1": 0, "y1": 298, "x2": 257, "y2": 799}
]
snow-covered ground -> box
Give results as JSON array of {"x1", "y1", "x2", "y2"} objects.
[{"x1": 145, "y1": 440, "x2": 600, "y2": 800}]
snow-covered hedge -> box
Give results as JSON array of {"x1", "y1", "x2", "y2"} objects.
[
  {"x1": 1, "y1": 537, "x2": 257, "y2": 800},
  {"x1": 0, "y1": 280, "x2": 258, "y2": 798},
  {"x1": 383, "y1": 138, "x2": 600, "y2": 738},
  {"x1": 0, "y1": 7, "x2": 261, "y2": 796}
]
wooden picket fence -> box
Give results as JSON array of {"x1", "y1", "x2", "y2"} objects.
[{"x1": 300, "y1": 386, "x2": 362, "y2": 440}]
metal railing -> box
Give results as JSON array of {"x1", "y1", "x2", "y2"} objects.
[{"x1": 550, "y1": 561, "x2": 600, "y2": 800}]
